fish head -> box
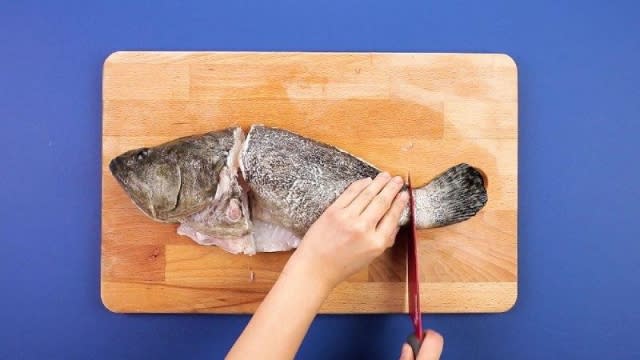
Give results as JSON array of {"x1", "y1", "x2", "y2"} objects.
[
  {"x1": 109, "y1": 145, "x2": 184, "y2": 221},
  {"x1": 108, "y1": 130, "x2": 239, "y2": 222}
]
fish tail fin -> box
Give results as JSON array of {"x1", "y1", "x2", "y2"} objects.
[{"x1": 414, "y1": 163, "x2": 488, "y2": 228}]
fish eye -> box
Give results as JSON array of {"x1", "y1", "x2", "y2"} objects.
[{"x1": 136, "y1": 148, "x2": 149, "y2": 160}]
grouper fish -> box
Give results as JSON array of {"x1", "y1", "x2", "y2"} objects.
[{"x1": 109, "y1": 125, "x2": 488, "y2": 255}]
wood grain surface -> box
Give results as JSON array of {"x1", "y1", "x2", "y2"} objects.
[{"x1": 101, "y1": 51, "x2": 518, "y2": 313}]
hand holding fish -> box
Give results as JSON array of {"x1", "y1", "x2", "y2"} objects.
[{"x1": 286, "y1": 172, "x2": 408, "y2": 291}]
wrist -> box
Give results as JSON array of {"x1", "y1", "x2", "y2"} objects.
[{"x1": 282, "y1": 250, "x2": 335, "y2": 299}]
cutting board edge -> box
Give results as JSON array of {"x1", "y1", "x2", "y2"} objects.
[
  {"x1": 102, "y1": 50, "x2": 517, "y2": 68},
  {"x1": 99, "y1": 280, "x2": 518, "y2": 314}
]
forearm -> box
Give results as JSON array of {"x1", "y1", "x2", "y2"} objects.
[{"x1": 226, "y1": 253, "x2": 331, "y2": 360}]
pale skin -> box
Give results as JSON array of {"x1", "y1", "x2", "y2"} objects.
[{"x1": 226, "y1": 173, "x2": 444, "y2": 360}]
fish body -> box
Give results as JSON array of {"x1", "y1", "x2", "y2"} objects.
[
  {"x1": 109, "y1": 125, "x2": 488, "y2": 255},
  {"x1": 241, "y1": 125, "x2": 379, "y2": 237}
]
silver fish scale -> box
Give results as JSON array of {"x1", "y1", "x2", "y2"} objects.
[{"x1": 242, "y1": 126, "x2": 379, "y2": 236}]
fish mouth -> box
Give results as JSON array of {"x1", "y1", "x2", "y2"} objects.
[
  {"x1": 108, "y1": 156, "x2": 144, "y2": 207},
  {"x1": 108, "y1": 157, "x2": 133, "y2": 193},
  {"x1": 108, "y1": 156, "x2": 134, "y2": 198},
  {"x1": 108, "y1": 158, "x2": 118, "y2": 175},
  {"x1": 108, "y1": 157, "x2": 125, "y2": 184}
]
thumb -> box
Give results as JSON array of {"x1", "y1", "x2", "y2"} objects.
[
  {"x1": 417, "y1": 330, "x2": 444, "y2": 360},
  {"x1": 398, "y1": 343, "x2": 413, "y2": 360}
]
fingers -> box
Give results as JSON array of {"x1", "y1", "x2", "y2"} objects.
[
  {"x1": 376, "y1": 190, "x2": 409, "y2": 238},
  {"x1": 331, "y1": 177, "x2": 373, "y2": 208},
  {"x1": 417, "y1": 330, "x2": 444, "y2": 360},
  {"x1": 399, "y1": 343, "x2": 413, "y2": 360},
  {"x1": 347, "y1": 172, "x2": 392, "y2": 214},
  {"x1": 361, "y1": 175, "x2": 404, "y2": 224}
]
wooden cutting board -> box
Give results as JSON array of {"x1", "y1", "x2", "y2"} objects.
[{"x1": 101, "y1": 51, "x2": 517, "y2": 313}]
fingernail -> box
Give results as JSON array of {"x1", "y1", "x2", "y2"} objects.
[
  {"x1": 378, "y1": 172, "x2": 391, "y2": 179},
  {"x1": 393, "y1": 176, "x2": 404, "y2": 184}
]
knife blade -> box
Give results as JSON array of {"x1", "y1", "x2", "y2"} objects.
[{"x1": 406, "y1": 173, "x2": 424, "y2": 356}]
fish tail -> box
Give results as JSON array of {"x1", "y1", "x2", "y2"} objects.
[{"x1": 413, "y1": 163, "x2": 488, "y2": 228}]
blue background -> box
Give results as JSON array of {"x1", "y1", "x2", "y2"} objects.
[{"x1": 1, "y1": 0, "x2": 639, "y2": 359}]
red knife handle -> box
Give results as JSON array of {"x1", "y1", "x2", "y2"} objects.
[{"x1": 406, "y1": 333, "x2": 424, "y2": 358}]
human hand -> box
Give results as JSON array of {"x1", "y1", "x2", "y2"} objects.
[
  {"x1": 399, "y1": 330, "x2": 444, "y2": 360},
  {"x1": 284, "y1": 172, "x2": 408, "y2": 291}
]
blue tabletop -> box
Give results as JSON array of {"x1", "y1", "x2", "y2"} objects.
[{"x1": 2, "y1": 1, "x2": 639, "y2": 359}]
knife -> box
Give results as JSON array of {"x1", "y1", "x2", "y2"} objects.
[{"x1": 405, "y1": 173, "x2": 424, "y2": 357}]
